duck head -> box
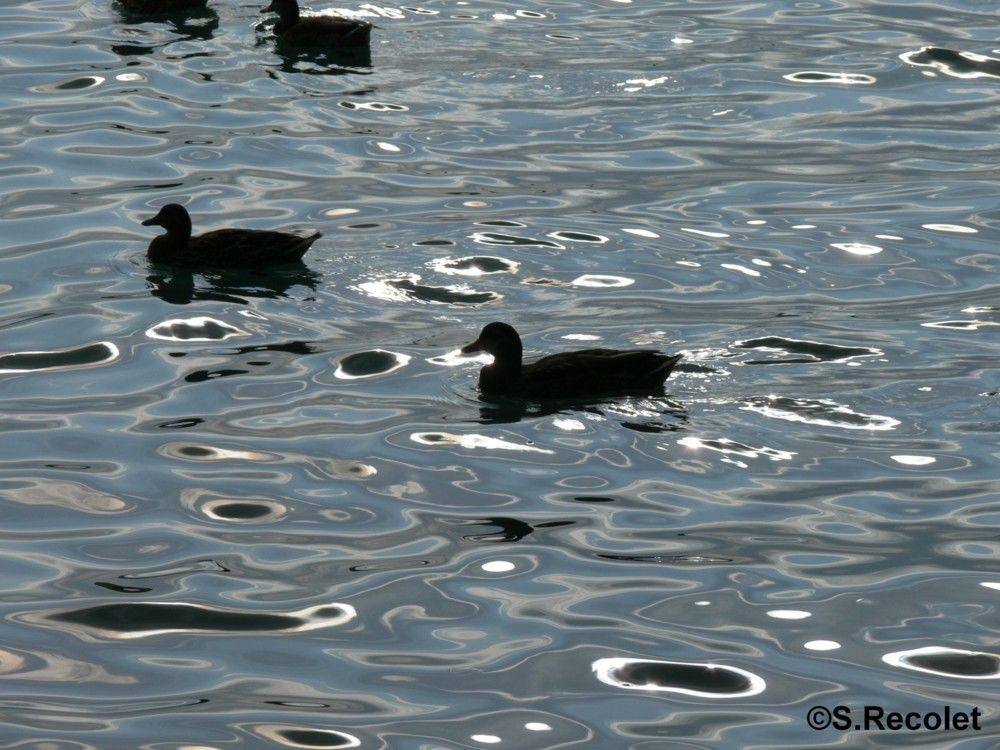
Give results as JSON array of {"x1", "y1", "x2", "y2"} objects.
[
  {"x1": 462, "y1": 322, "x2": 523, "y2": 364},
  {"x1": 142, "y1": 203, "x2": 192, "y2": 241}
]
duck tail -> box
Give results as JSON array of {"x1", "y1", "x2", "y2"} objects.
[
  {"x1": 282, "y1": 231, "x2": 322, "y2": 262},
  {"x1": 653, "y1": 353, "x2": 683, "y2": 381}
]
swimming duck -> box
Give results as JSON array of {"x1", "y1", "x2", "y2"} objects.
[
  {"x1": 141, "y1": 203, "x2": 321, "y2": 268},
  {"x1": 461, "y1": 322, "x2": 682, "y2": 399},
  {"x1": 265, "y1": 0, "x2": 372, "y2": 47}
]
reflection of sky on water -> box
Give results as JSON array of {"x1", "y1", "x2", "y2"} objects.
[
  {"x1": 741, "y1": 397, "x2": 900, "y2": 431},
  {"x1": 1, "y1": 0, "x2": 997, "y2": 745}
]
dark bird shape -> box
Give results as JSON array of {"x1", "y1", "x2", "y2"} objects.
[
  {"x1": 141, "y1": 203, "x2": 321, "y2": 268},
  {"x1": 461, "y1": 322, "x2": 682, "y2": 399},
  {"x1": 265, "y1": 0, "x2": 372, "y2": 47}
]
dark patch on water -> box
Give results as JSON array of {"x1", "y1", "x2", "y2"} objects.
[
  {"x1": 381, "y1": 277, "x2": 500, "y2": 304},
  {"x1": 255, "y1": 725, "x2": 360, "y2": 748},
  {"x1": 95, "y1": 582, "x2": 151, "y2": 594},
  {"x1": 594, "y1": 657, "x2": 765, "y2": 697},
  {"x1": 895, "y1": 649, "x2": 1000, "y2": 679},
  {"x1": 185, "y1": 368, "x2": 248, "y2": 382},
  {"x1": 741, "y1": 396, "x2": 899, "y2": 430},
  {"x1": 157, "y1": 418, "x2": 204, "y2": 429},
  {"x1": 120, "y1": 560, "x2": 230, "y2": 579},
  {"x1": 470, "y1": 232, "x2": 562, "y2": 248},
  {"x1": 3, "y1": 0, "x2": 997, "y2": 744},
  {"x1": 598, "y1": 554, "x2": 735, "y2": 564},
  {"x1": 621, "y1": 421, "x2": 677, "y2": 433},
  {"x1": 619, "y1": 661, "x2": 744, "y2": 692},
  {"x1": 784, "y1": 71, "x2": 875, "y2": 84},
  {"x1": 909, "y1": 651, "x2": 997, "y2": 678},
  {"x1": 209, "y1": 502, "x2": 274, "y2": 520},
  {"x1": 431, "y1": 255, "x2": 518, "y2": 275},
  {"x1": 276, "y1": 728, "x2": 358, "y2": 748},
  {"x1": 42, "y1": 601, "x2": 354, "y2": 637},
  {"x1": 548, "y1": 230, "x2": 607, "y2": 243},
  {"x1": 52, "y1": 603, "x2": 300, "y2": 633},
  {"x1": 234, "y1": 341, "x2": 319, "y2": 356},
  {"x1": 736, "y1": 336, "x2": 878, "y2": 363},
  {"x1": 337, "y1": 350, "x2": 405, "y2": 377},
  {"x1": 458, "y1": 516, "x2": 535, "y2": 542},
  {"x1": 900, "y1": 46, "x2": 1000, "y2": 79},
  {"x1": 0, "y1": 342, "x2": 118, "y2": 373}
]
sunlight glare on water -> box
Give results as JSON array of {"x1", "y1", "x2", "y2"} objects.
[{"x1": 0, "y1": 0, "x2": 997, "y2": 746}]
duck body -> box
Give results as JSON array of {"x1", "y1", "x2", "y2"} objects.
[
  {"x1": 266, "y1": 0, "x2": 372, "y2": 47},
  {"x1": 141, "y1": 203, "x2": 320, "y2": 268},
  {"x1": 461, "y1": 322, "x2": 682, "y2": 400}
]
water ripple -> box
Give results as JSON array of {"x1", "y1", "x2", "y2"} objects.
[
  {"x1": 34, "y1": 601, "x2": 356, "y2": 639},
  {"x1": 1, "y1": 0, "x2": 997, "y2": 743},
  {"x1": 741, "y1": 396, "x2": 900, "y2": 431},
  {"x1": 593, "y1": 657, "x2": 767, "y2": 698}
]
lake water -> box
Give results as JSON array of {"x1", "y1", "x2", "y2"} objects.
[{"x1": 1, "y1": 0, "x2": 998, "y2": 747}]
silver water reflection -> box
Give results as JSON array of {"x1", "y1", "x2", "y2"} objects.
[{"x1": 0, "y1": 0, "x2": 998, "y2": 746}]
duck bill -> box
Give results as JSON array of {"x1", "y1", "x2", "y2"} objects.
[
  {"x1": 460, "y1": 338, "x2": 483, "y2": 354},
  {"x1": 141, "y1": 209, "x2": 164, "y2": 227},
  {"x1": 263, "y1": 0, "x2": 276, "y2": 10}
]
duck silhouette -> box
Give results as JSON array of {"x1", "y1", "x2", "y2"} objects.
[
  {"x1": 265, "y1": 0, "x2": 372, "y2": 47},
  {"x1": 461, "y1": 322, "x2": 682, "y2": 399},
  {"x1": 141, "y1": 203, "x2": 321, "y2": 268}
]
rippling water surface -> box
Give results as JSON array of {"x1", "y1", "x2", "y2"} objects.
[{"x1": 1, "y1": 0, "x2": 998, "y2": 746}]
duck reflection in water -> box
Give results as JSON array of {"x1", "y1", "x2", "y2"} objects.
[
  {"x1": 146, "y1": 265, "x2": 321, "y2": 305},
  {"x1": 474, "y1": 396, "x2": 688, "y2": 429}
]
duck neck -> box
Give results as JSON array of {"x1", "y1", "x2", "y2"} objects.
[
  {"x1": 491, "y1": 340, "x2": 522, "y2": 380},
  {"x1": 275, "y1": 0, "x2": 299, "y2": 29},
  {"x1": 149, "y1": 214, "x2": 191, "y2": 262},
  {"x1": 166, "y1": 212, "x2": 192, "y2": 245}
]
